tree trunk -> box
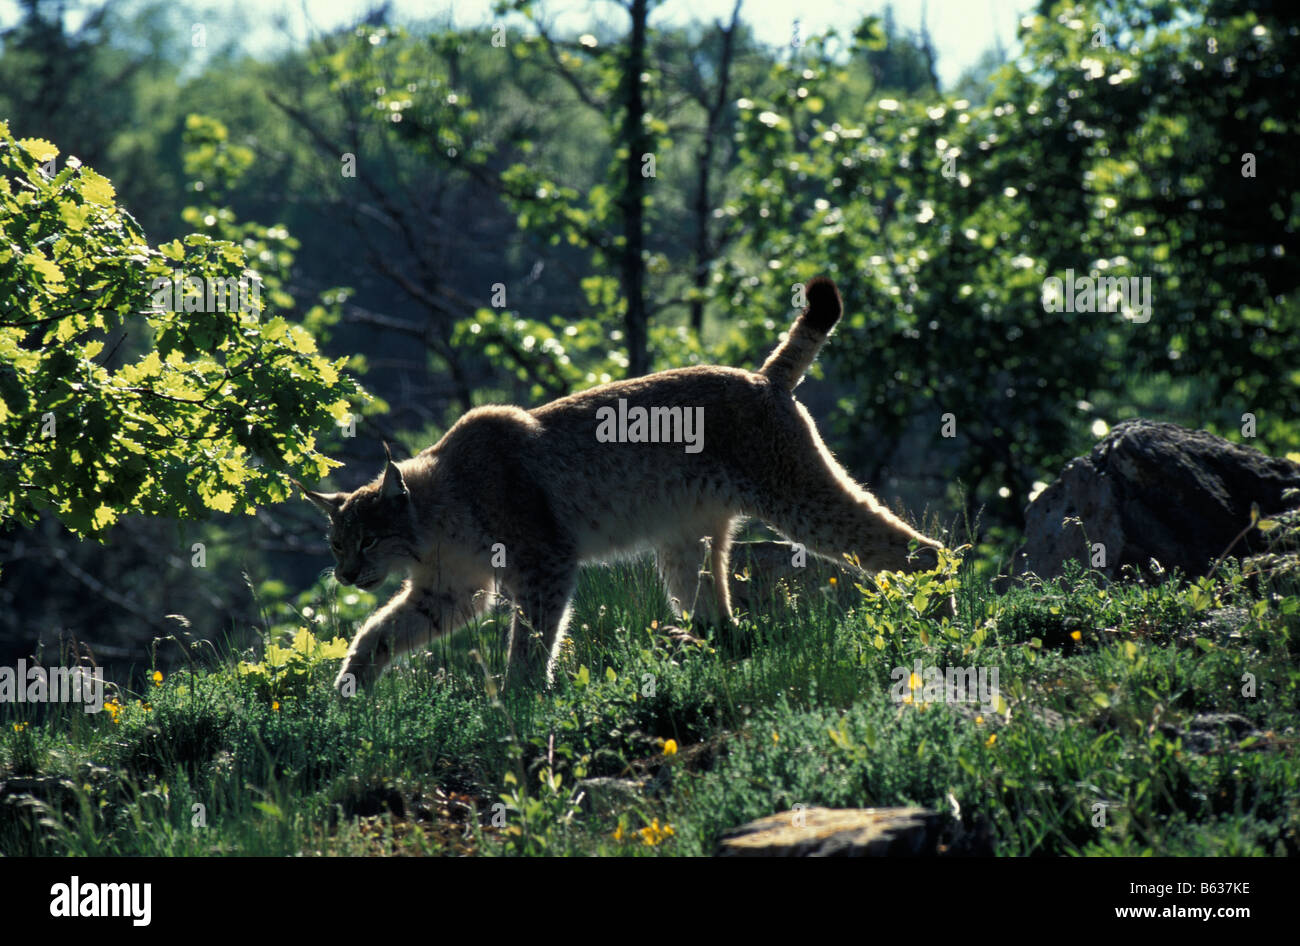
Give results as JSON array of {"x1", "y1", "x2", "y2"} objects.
[
  {"x1": 619, "y1": 0, "x2": 650, "y2": 377},
  {"x1": 690, "y1": 1, "x2": 741, "y2": 334}
]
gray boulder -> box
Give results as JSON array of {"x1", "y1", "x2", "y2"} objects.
[{"x1": 1015, "y1": 420, "x2": 1300, "y2": 580}]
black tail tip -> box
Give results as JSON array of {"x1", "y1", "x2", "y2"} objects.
[{"x1": 803, "y1": 276, "x2": 842, "y2": 333}]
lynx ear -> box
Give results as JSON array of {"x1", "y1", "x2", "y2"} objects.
[
  {"x1": 293, "y1": 479, "x2": 345, "y2": 519},
  {"x1": 380, "y1": 444, "x2": 407, "y2": 500}
]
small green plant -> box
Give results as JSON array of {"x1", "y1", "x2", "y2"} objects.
[
  {"x1": 850, "y1": 544, "x2": 966, "y2": 662},
  {"x1": 493, "y1": 764, "x2": 585, "y2": 856},
  {"x1": 237, "y1": 627, "x2": 349, "y2": 702},
  {"x1": 7, "y1": 720, "x2": 42, "y2": 775}
]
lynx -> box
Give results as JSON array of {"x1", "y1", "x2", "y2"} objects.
[{"x1": 297, "y1": 277, "x2": 943, "y2": 692}]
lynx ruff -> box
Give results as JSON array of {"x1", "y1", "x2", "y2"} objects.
[{"x1": 297, "y1": 277, "x2": 944, "y2": 692}]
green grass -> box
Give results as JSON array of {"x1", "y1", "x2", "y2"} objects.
[{"x1": 2, "y1": 551, "x2": 1298, "y2": 856}]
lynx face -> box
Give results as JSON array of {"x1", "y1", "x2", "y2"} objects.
[
  {"x1": 324, "y1": 496, "x2": 417, "y2": 589},
  {"x1": 298, "y1": 450, "x2": 420, "y2": 590}
]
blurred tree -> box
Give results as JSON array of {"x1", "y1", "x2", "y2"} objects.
[
  {"x1": 682, "y1": 1, "x2": 743, "y2": 333},
  {"x1": 718, "y1": 0, "x2": 1300, "y2": 527},
  {"x1": 863, "y1": 3, "x2": 940, "y2": 95},
  {"x1": 0, "y1": 0, "x2": 231, "y2": 237},
  {"x1": 0, "y1": 1, "x2": 136, "y2": 172}
]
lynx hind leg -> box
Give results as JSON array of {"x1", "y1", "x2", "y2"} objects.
[
  {"x1": 707, "y1": 517, "x2": 737, "y2": 626},
  {"x1": 335, "y1": 579, "x2": 488, "y2": 693},
  {"x1": 767, "y1": 481, "x2": 940, "y2": 574},
  {"x1": 655, "y1": 536, "x2": 705, "y2": 623},
  {"x1": 758, "y1": 405, "x2": 942, "y2": 574},
  {"x1": 656, "y1": 522, "x2": 734, "y2": 628}
]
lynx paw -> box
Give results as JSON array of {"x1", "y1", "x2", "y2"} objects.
[
  {"x1": 334, "y1": 639, "x2": 390, "y2": 695},
  {"x1": 661, "y1": 625, "x2": 705, "y2": 647}
]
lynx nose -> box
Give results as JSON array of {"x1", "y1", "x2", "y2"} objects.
[{"x1": 335, "y1": 567, "x2": 359, "y2": 586}]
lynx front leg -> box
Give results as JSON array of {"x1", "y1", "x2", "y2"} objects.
[{"x1": 335, "y1": 579, "x2": 486, "y2": 694}]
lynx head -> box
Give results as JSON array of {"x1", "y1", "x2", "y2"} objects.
[{"x1": 296, "y1": 444, "x2": 420, "y2": 589}]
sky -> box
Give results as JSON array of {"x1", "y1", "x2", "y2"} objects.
[{"x1": 0, "y1": 0, "x2": 1030, "y2": 89}]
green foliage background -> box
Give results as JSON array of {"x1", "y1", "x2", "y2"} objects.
[
  {"x1": 0, "y1": 0, "x2": 1297, "y2": 670},
  {"x1": 0, "y1": 123, "x2": 362, "y2": 536}
]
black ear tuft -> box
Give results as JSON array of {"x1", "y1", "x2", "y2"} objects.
[{"x1": 381, "y1": 456, "x2": 407, "y2": 500}]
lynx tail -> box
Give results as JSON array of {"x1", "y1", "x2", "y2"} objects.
[{"x1": 759, "y1": 276, "x2": 843, "y2": 391}]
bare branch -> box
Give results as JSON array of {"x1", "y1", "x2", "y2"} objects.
[
  {"x1": 533, "y1": 19, "x2": 606, "y2": 112},
  {"x1": 47, "y1": 547, "x2": 175, "y2": 634}
]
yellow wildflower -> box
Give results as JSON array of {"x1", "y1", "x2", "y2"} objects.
[
  {"x1": 985, "y1": 733, "x2": 997, "y2": 748},
  {"x1": 638, "y1": 818, "x2": 675, "y2": 846},
  {"x1": 1069, "y1": 630, "x2": 1082, "y2": 642},
  {"x1": 662, "y1": 738, "x2": 678, "y2": 756},
  {"x1": 152, "y1": 670, "x2": 163, "y2": 686},
  {"x1": 272, "y1": 700, "x2": 281, "y2": 712}
]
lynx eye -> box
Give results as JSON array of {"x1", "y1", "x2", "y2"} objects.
[{"x1": 362, "y1": 536, "x2": 378, "y2": 552}]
